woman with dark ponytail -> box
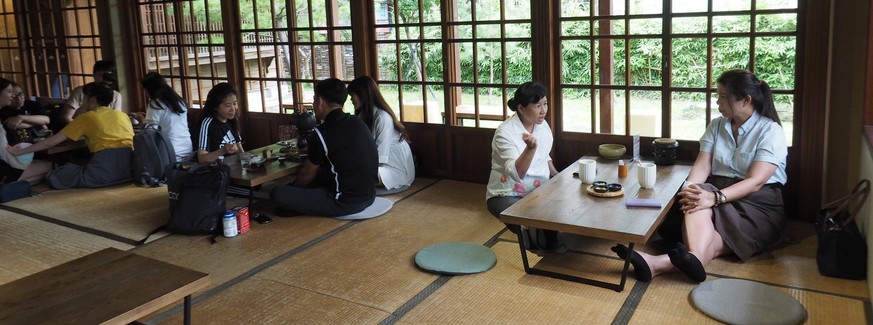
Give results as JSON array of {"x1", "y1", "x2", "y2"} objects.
[
  {"x1": 612, "y1": 69, "x2": 788, "y2": 283},
  {"x1": 347, "y1": 76, "x2": 415, "y2": 192}
]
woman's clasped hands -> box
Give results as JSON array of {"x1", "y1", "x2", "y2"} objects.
[{"x1": 677, "y1": 183, "x2": 718, "y2": 214}]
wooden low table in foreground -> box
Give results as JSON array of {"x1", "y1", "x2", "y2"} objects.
[
  {"x1": 0, "y1": 247, "x2": 210, "y2": 324},
  {"x1": 500, "y1": 157, "x2": 691, "y2": 292}
]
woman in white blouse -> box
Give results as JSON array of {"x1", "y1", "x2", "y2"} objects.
[
  {"x1": 140, "y1": 72, "x2": 193, "y2": 162},
  {"x1": 347, "y1": 76, "x2": 415, "y2": 192},
  {"x1": 486, "y1": 82, "x2": 559, "y2": 249}
]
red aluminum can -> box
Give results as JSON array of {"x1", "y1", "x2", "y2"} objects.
[{"x1": 233, "y1": 206, "x2": 250, "y2": 234}]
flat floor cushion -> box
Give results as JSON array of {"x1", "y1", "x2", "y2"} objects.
[
  {"x1": 336, "y1": 197, "x2": 393, "y2": 220},
  {"x1": 691, "y1": 278, "x2": 806, "y2": 325},
  {"x1": 375, "y1": 184, "x2": 410, "y2": 196},
  {"x1": 415, "y1": 242, "x2": 497, "y2": 275}
]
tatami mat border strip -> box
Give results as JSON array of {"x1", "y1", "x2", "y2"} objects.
[
  {"x1": 144, "y1": 179, "x2": 443, "y2": 324},
  {"x1": 144, "y1": 221, "x2": 361, "y2": 324},
  {"x1": 865, "y1": 300, "x2": 872, "y2": 325},
  {"x1": 611, "y1": 281, "x2": 649, "y2": 325},
  {"x1": 379, "y1": 227, "x2": 507, "y2": 325},
  {"x1": 0, "y1": 204, "x2": 140, "y2": 246}
]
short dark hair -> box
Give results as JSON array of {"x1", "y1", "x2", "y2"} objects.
[
  {"x1": 93, "y1": 60, "x2": 118, "y2": 91},
  {"x1": 507, "y1": 82, "x2": 548, "y2": 112},
  {"x1": 82, "y1": 82, "x2": 115, "y2": 106},
  {"x1": 314, "y1": 78, "x2": 348, "y2": 106}
]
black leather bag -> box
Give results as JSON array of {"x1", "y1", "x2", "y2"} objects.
[{"x1": 815, "y1": 179, "x2": 870, "y2": 280}]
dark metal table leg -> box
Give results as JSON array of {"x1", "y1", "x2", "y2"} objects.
[
  {"x1": 514, "y1": 227, "x2": 634, "y2": 292},
  {"x1": 183, "y1": 295, "x2": 192, "y2": 325}
]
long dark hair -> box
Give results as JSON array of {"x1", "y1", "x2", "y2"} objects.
[
  {"x1": 93, "y1": 60, "x2": 118, "y2": 91},
  {"x1": 347, "y1": 76, "x2": 409, "y2": 142},
  {"x1": 508, "y1": 82, "x2": 548, "y2": 112},
  {"x1": 141, "y1": 72, "x2": 186, "y2": 114},
  {"x1": 716, "y1": 69, "x2": 781, "y2": 125},
  {"x1": 198, "y1": 82, "x2": 239, "y2": 132}
]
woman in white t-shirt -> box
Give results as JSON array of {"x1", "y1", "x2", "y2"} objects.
[{"x1": 140, "y1": 72, "x2": 193, "y2": 162}]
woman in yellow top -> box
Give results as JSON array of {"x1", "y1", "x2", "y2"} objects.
[{"x1": 7, "y1": 82, "x2": 134, "y2": 189}]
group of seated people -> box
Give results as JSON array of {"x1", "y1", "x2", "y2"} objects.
[
  {"x1": 0, "y1": 60, "x2": 416, "y2": 218},
  {"x1": 1, "y1": 63, "x2": 789, "y2": 281},
  {"x1": 486, "y1": 69, "x2": 788, "y2": 284}
]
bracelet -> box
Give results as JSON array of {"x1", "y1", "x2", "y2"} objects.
[{"x1": 714, "y1": 190, "x2": 727, "y2": 206}]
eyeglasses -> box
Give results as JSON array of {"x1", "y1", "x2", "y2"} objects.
[{"x1": 12, "y1": 92, "x2": 23, "y2": 97}]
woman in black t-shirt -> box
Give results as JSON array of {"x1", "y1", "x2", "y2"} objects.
[{"x1": 194, "y1": 82, "x2": 243, "y2": 163}]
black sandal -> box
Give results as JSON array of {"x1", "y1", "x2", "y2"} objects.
[
  {"x1": 611, "y1": 244, "x2": 652, "y2": 282},
  {"x1": 668, "y1": 242, "x2": 707, "y2": 282}
]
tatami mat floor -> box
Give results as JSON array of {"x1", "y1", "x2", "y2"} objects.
[{"x1": 1, "y1": 178, "x2": 868, "y2": 324}]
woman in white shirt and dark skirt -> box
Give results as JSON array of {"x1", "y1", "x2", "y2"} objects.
[
  {"x1": 612, "y1": 69, "x2": 788, "y2": 283},
  {"x1": 485, "y1": 82, "x2": 559, "y2": 251},
  {"x1": 347, "y1": 76, "x2": 415, "y2": 193}
]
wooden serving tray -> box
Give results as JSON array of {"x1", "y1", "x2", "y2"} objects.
[{"x1": 586, "y1": 185, "x2": 624, "y2": 198}]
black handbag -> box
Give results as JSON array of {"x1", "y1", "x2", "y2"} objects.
[{"x1": 815, "y1": 179, "x2": 870, "y2": 280}]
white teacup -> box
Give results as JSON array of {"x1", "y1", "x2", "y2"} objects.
[
  {"x1": 578, "y1": 159, "x2": 597, "y2": 184},
  {"x1": 638, "y1": 162, "x2": 657, "y2": 189}
]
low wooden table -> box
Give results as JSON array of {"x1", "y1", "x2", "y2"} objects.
[
  {"x1": 500, "y1": 157, "x2": 691, "y2": 291},
  {"x1": 0, "y1": 247, "x2": 210, "y2": 324},
  {"x1": 228, "y1": 143, "x2": 302, "y2": 189},
  {"x1": 227, "y1": 143, "x2": 303, "y2": 215}
]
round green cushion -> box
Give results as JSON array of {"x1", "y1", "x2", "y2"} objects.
[
  {"x1": 691, "y1": 279, "x2": 806, "y2": 325},
  {"x1": 415, "y1": 242, "x2": 496, "y2": 275}
]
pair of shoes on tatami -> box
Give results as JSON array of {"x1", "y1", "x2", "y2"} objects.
[{"x1": 611, "y1": 242, "x2": 706, "y2": 283}]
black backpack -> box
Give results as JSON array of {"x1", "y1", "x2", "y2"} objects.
[
  {"x1": 133, "y1": 124, "x2": 177, "y2": 187},
  {"x1": 137, "y1": 162, "x2": 229, "y2": 245}
]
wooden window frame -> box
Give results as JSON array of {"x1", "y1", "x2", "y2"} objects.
[
  {"x1": 557, "y1": 1, "x2": 799, "y2": 140},
  {"x1": 133, "y1": 0, "x2": 232, "y2": 110},
  {"x1": 237, "y1": 0, "x2": 354, "y2": 114}
]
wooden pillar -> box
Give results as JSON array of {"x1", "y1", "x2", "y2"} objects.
[
  {"x1": 350, "y1": 0, "x2": 374, "y2": 77},
  {"x1": 597, "y1": 1, "x2": 613, "y2": 134},
  {"x1": 443, "y1": 0, "x2": 461, "y2": 124},
  {"x1": 531, "y1": 0, "x2": 556, "y2": 128}
]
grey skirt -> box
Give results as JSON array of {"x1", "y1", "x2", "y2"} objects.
[
  {"x1": 48, "y1": 147, "x2": 133, "y2": 189},
  {"x1": 659, "y1": 176, "x2": 786, "y2": 261}
]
